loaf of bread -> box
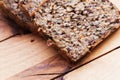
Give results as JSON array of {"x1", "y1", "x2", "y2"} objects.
[{"x1": 0, "y1": 0, "x2": 120, "y2": 62}]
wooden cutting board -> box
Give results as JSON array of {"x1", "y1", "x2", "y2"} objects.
[{"x1": 0, "y1": 0, "x2": 120, "y2": 80}]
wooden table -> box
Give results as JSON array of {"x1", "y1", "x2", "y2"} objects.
[{"x1": 0, "y1": 0, "x2": 120, "y2": 80}]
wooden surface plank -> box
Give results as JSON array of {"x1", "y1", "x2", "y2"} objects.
[
  {"x1": 0, "y1": 34, "x2": 57, "y2": 80},
  {"x1": 8, "y1": 56, "x2": 68, "y2": 80},
  {"x1": 8, "y1": 22, "x2": 120, "y2": 80},
  {"x1": 64, "y1": 48, "x2": 120, "y2": 80}
]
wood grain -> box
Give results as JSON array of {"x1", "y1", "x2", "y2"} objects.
[
  {"x1": 8, "y1": 23, "x2": 120, "y2": 80},
  {"x1": 8, "y1": 55, "x2": 69, "y2": 80},
  {"x1": 0, "y1": 34, "x2": 56, "y2": 80},
  {"x1": 64, "y1": 48, "x2": 120, "y2": 80}
]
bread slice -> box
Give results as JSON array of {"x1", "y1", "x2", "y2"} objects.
[
  {"x1": 1, "y1": 0, "x2": 120, "y2": 62},
  {"x1": 0, "y1": 0, "x2": 39, "y2": 32},
  {"x1": 20, "y1": 0, "x2": 120, "y2": 62}
]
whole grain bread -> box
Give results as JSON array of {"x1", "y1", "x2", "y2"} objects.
[
  {"x1": 0, "y1": 0, "x2": 39, "y2": 33},
  {"x1": 19, "y1": 0, "x2": 47, "y2": 18},
  {"x1": 0, "y1": 0, "x2": 120, "y2": 62},
  {"x1": 19, "y1": 0, "x2": 85, "y2": 18}
]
